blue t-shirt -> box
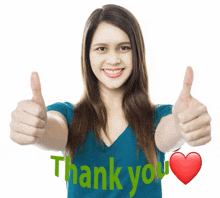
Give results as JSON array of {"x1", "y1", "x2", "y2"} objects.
[{"x1": 47, "y1": 102, "x2": 172, "y2": 198}]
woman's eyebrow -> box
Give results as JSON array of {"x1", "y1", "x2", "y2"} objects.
[
  {"x1": 118, "y1": 42, "x2": 131, "y2": 45},
  {"x1": 93, "y1": 43, "x2": 107, "y2": 47},
  {"x1": 92, "y1": 41, "x2": 131, "y2": 47}
]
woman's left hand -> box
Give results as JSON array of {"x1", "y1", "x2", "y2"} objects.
[{"x1": 172, "y1": 66, "x2": 211, "y2": 147}]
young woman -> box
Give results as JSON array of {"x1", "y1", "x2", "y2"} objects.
[{"x1": 10, "y1": 4, "x2": 211, "y2": 198}]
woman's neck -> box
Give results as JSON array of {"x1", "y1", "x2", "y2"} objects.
[{"x1": 99, "y1": 86, "x2": 124, "y2": 112}]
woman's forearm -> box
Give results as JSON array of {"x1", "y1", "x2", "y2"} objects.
[
  {"x1": 155, "y1": 114, "x2": 185, "y2": 153},
  {"x1": 34, "y1": 111, "x2": 68, "y2": 151}
]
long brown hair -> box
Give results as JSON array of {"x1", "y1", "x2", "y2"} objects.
[{"x1": 65, "y1": 4, "x2": 158, "y2": 172}]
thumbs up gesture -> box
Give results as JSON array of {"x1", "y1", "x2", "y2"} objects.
[
  {"x1": 10, "y1": 72, "x2": 47, "y2": 145},
  {"x1": 172, "y1": 67, "x2": 211, "y2": 147}
]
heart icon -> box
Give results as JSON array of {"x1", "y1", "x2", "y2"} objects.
[{"x1": 169, "y1": 152, "x2": 202, "y2": 185}]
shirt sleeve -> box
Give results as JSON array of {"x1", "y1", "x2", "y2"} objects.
[
  {"x1": 46, "y1": 102, "x2": 74, "y2": 128},
  {"x1": 153, "y1": 104, "x2": 173, "y2": 131}
]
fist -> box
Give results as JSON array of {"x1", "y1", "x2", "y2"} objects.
[
  {"x1": 178, "y1": 99, "x2": 211, "y2": 147},
  {"x1": 10, "y1": 72, "x2": 47, "y2": 145},
  {"x1": 173, "y1": 67, "x2": 211, "y2": 147}
]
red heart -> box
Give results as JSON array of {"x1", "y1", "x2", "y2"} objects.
[{"x1": 169, "y1": 152, "x2": 202, "y2": 185}]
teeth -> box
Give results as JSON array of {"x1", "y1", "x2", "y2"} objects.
[{"x1": 104, "y1": 69, "x2": 122, "y2": 74}]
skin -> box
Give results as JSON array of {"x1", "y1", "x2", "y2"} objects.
[
  {"x1": 10, "y1": 22, "x2": 211, "y2": 152},
  {"x1": 89, "y1": 22, "x2": 133, "y2": 93},
  {"x1": 155, "y1": 66, "x2": 211, "y2": 152},
  {"x1": 10, "y1": 72, "x2": 68, "y2": 150},
  {"x1": 89, "y1": 22, "x2": 133, "y2": 146}
]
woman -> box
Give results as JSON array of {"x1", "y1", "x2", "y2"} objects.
[{"x1": 10, "y1": 4, "x2": 211, "y2": 198}]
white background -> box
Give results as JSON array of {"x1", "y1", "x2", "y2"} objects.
[{"x1": 0, "y1": 0, "x2": 219, "y2": 197}]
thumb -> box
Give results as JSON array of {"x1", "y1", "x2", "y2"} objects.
[
  {"x1": 30, "y1": 72, "x2": 45, "y2": 107},
  {"x1": 179, "y1": 66, "x2": 193, "y2": 102}
]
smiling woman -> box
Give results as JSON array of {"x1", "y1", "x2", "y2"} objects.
[
  {"x1": 60, "y1": 4, "x2": 168, "y2": 197},
  {"x1": 9, "y1": 3, "x2": 211, "y2": 198},
  {"x1": 89, "y1": 22, "x2": 133, "y2": 91}
]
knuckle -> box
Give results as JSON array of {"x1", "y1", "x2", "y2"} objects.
[
  {"x1": 205, "y1": 136, "x2": 211, "y2": 144},
  {"x1": 11, "y1": 110, "x2": 24, "y2": 123},
  {"x1": 27, "y1": 136, "x2": 37, "y2": 144},
  {"x1": 19, "y1": 135, "x2": 36, "y2": 145},
  {"x1": 10, "y1": 120, "x2": 19, "y2": 130},
  {"x1": 187, "y1": 134, "x2": 194, "y2": 142},
  {"x1": 203, "y1": 113, "x2": 211, "y2": 124},
  {"x1": 180, "y1": 123, "x2": 188, "y2": 133},
  {"x1": 9, "y1": 121, "x2": 13, "y2": 129},
  {"x1": 183, "y1": 126, "x2": 189, "y2": 133},
  {"x1": 33, "y1": 120, "x2": 39, "y2": 128},
  {"x1": 32, "y1": 128, "x2": 44, "y2": 137},
  {"x1": 11, "y1": 120, "x2": 21, "y2": 131},
  {"x1": 10, "y1": 135, "x2": 18, "y2": 144},
  {"x1": 200, "y1": 104, "x2": 207, "y2": 112},
  {"x1": 186, "y1": 140, "x2": 193, "y2": 146},
  {"x1": 181, "y1": 131, "x2": 190, "y2": 141},
  {"x1": 35, "y1": 106, "x2": 41, "y2": 116},
  {"x1": 33, "y1": 119, "x2": 44, "y2": 128},
  {"x1": 36, "y1": 106, "x2": 44, "y2": 118},
  {"x1": 10, "y1": 131, "x2": 23, "y2": 145},
  {"x1": 32, "y1": 127, "x2": 38, "y2": 136},
  {"x1": 185, "y1": 133, "x2": 194, "y2": 142},
  {"x1": 17, "y1": 139, "x2": 27, "y2": 145},
  {"x1": 200, "y1": 136, "x2": 211, "y2": 146},
  {"x1": 10, "y1": 122, "x2": 17, "y2": 132},
  {"x1": 188, "y1": 141, "x2": 197, "y2": 147},
  {"x1": 11, "y1": 110, "x2": 16, "y2": 119},
  {"x1": 10, "y1": 130, "x2": 15, "y2": 140},
  {"x1": 207, "y1": 114, "x2": 212, "y2": 123},
  {"x1": 206, "y1": 125, "x2": 211, "y2": 134},
  {"x1": 37, "y1": 128, "x2": 45, "y2": 137},
  {"x1": 17, "y1": 100, "x2": 26, "y2": 108},
  {"x1": 180, "y1": 131, "x2": 186, "y2": 139},
  {"x1": 16, "y1": 140, "x2": 25, "y2": 145},
  {"x1": 17, "y1": 100, "x2": 23, "y2": 106}
]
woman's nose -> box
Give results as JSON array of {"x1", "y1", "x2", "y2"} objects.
[{"x1": 105, "y1": 51, "x2": 121, "y2": 65}]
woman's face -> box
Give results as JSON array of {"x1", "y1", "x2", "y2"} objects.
[{"x1": 89, "y1": 22, "x2": 132, "y2": 93}]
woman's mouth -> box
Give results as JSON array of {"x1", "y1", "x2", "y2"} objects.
[{"x1": 103, "y1": 68, "x2": 124, "y2": 78}]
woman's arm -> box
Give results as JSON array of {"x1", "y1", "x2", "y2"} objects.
[
  {"x1": 155, "y1": 102, "x2": 211, "y2": 153},
  {"x1": 155, "y1": 114, "x2": 185, "y2": 153},
  {"x1": 34, "y1": 111, "x2": 68, "y2": 151},
  {"x1": 155, "y1": 67, "x2": 211, "y2": 153},
  {"x1": 10, "y1": 72, "x2": 68, "y2": 151}
]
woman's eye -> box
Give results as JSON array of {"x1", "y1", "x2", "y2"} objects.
[
  {"x1": 120, "y1": 46, "x2": 131, "y2": 51},
  {"x1": 96, "y1": 47, "x2": 106, "y2": 51}
]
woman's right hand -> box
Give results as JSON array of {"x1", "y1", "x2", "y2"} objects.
[{"x1": 10, "y1": 72, "x2": 47, "y2": 145}]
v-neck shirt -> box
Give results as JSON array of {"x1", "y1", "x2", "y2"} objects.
[{"x1": 46, "y1": 102, "x2": 172, "y2": 198}]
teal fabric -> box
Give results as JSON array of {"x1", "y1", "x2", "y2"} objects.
[{"x1": 46, "y1": 102, "x2": 172, "y2": 198}]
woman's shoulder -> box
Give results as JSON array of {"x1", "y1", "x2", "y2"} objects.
[
  {"x1": 153, "y1": 104, "x2": 172, "y2": 130},
  {"x1": 46, "y1": 101, "x2": 74, "y2": 113},
  {"x1": 154, "y1": 104, "x2": 172, "y2": 119},
  {"x1": 46, "y1": 102, "x2": 74, "y2": 126}
]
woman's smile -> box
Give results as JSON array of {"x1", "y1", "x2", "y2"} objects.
[{"x1": 103, "y1": 68, "x2": 124, "y2": 78}]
